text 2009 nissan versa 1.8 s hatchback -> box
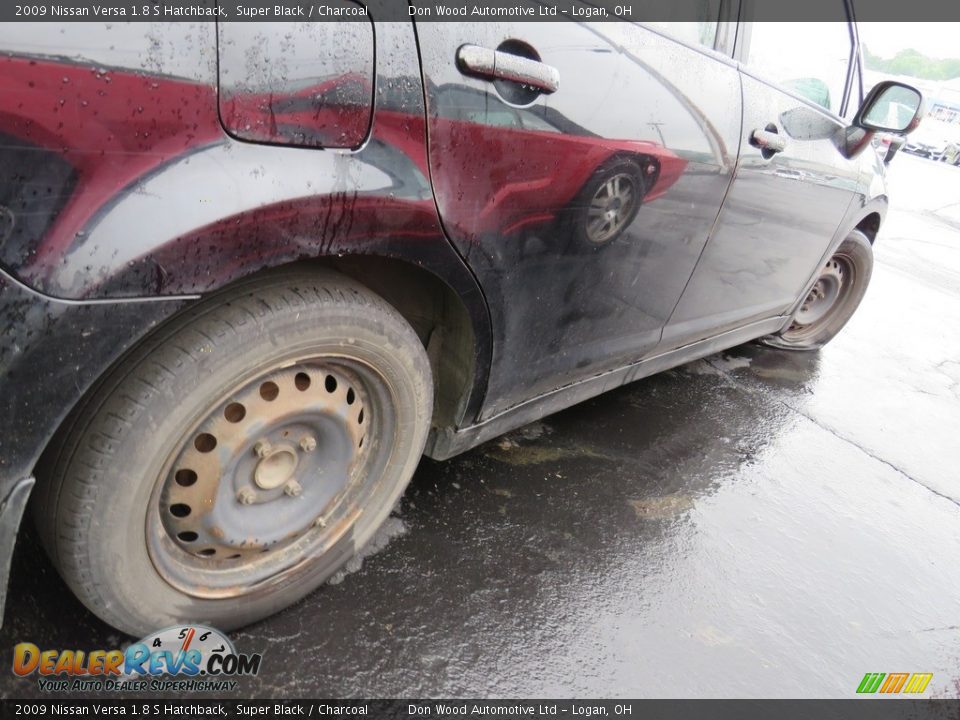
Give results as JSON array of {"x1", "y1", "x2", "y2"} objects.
[{"x1": 0, "y1": 9, "x2": 922, "y2": 634}]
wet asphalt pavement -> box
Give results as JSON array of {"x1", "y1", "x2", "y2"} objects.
[{"x1": 2, "y1": 154, "x2": 960, "y2": 699}]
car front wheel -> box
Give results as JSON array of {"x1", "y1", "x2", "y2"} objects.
[
  {"x1": 759, "y1": 229, "x2": 874, "y2": 351},
  {"x1": 563, "y1": 157, "x2": 647, "y2": 248},
  {"x1": 32, "y1": 270, "x2": 433, "y2": 635}
]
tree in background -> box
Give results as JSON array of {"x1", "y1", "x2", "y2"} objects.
[{"x1": 863, "y1": 45, "x2": 960, "y2": 82}]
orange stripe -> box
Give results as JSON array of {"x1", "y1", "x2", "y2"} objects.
[
  {"x1": 880, "y1": 673, "x2": 909, "y2": 693},
  {"x1": 180, "y1": 627, "x2": 196, "y2": 654}
]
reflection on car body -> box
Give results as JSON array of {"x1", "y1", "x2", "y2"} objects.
[
  {"x1": 0, "y1": 12, "x2": 923, "y2": 634},
  {"x1": 428, "y1": 83, "x2": 687, "y2": 243}
]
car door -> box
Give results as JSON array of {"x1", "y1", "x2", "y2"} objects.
[
  {"x1": 413, "y1": 11, "x2": 743, "y2": 418},
  {"x1": 663, "y1": 14, "x2": 862, "y2": 347}
]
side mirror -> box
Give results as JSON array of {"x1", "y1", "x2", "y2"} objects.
[{"x1": 854, "y1": 81, "x2": 923, "y2": 135}]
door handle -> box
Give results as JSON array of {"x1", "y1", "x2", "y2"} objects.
[
  {"x1": 750, "y1": 128, "x2": 786, "y2": 154},
  {"x1": 456, "y1": 44, "x2": 560, "y2": 94}
]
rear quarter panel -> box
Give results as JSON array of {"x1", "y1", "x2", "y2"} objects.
[
  {"x1": 0, "y1": 18, "x2": 492, "y2": 486},
  {"x1": 0, "y1": 21, "x2": 477, "y2": 308}
]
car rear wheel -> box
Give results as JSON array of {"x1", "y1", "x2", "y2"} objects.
[
  {"x1": 32, "y1": 270, "x2": 432, "y2": 635},
  {"x1": 759, "y1": 229, "x2": 873, "y2": 351}
]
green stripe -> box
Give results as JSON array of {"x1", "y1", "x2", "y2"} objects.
[
  {"x1": 870, "y1": 673, "x2": 887, "y2": 693},
  {"x1": 857, "y1": 673, "x2": 885, "y2": 693}
]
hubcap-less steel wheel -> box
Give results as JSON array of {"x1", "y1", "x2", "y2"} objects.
[
  {"x1": 586, "y1": 173, "x2": 637, "y2": 244},
  {"x1": 782, "y1": 254, "x2": 854, "y2": 341},
  {"x1": 33, "y1": 272, "x2": 433, "y2": 634},
  {"x1": 147, "y1": 358, "x2": 387, "y2": 598}
]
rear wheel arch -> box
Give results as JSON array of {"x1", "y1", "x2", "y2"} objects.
[
  {"x1": 31, "y1": 267, "x2": 437, "y2": 633},
  {"x1": 36, "y1": 255, "x2": 485, "y2": 485},
  {"x1": 311, "y1": 256, "x2": 484, "y2": 432}
]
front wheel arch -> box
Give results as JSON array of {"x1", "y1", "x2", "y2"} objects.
[
  {"x1": 759, "y1": 229, "x2": 874, "y2": 351},
  {"x1": 855, "y1": 211, "x2": 882, "y2": 244}
]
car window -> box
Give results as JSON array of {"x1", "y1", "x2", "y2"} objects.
[
  {"x1": 517, "y1": 109, "x2": 561, "y2": 133},
  {"x1": 644, "y1": 3, "x2": 721, "y2": 50},
  {"x1": 742, "y1": 20, "x2": 853, "y2": 116},
  {"x1": 464, "y1": 109, "x2": 521, "y2": 128},
  {"x1": 434, "y1": 86, "x2": 522, "y2": 128},
  {"x1": 644, "y1": 21, "x2": 719, "y2": 50}
]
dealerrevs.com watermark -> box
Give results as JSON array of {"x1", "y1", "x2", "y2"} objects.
[{"x1": 12, "y1": 625, "x2": 262, "y2": 694}]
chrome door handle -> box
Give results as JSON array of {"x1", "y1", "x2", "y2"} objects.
[
  {"x1": 456, "y1": 44, "x2": 560, "y2": 94},
  {"x1": 750, "y1": 128, "x2": 786, "y2": 154}
]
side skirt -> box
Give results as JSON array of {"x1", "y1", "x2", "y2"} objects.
[{"x1": 425, "y1": 316, "x2": 786, "y2": 460}]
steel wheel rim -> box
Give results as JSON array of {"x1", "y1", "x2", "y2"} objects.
[
  {"x1": 146, "y1": 355, "x2": 394, "y2": 599},
  {"x1": 586, "y1": 173, "x2": 637, "y2": 244},
  {"x1": 784, "y1": 254, "x2": 854, "y2": 340}
]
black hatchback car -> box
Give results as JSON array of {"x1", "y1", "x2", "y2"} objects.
[{"x1": 0, "y1": 8, "x2": 922, "y2": 634}]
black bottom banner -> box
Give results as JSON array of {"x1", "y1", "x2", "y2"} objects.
[{"x1": 3, "y1": 700, "x2": 960, "y2": 720}]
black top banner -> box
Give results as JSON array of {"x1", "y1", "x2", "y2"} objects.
[{"x1": 3, "y1": 0, "x2": 960, "y2": 22}]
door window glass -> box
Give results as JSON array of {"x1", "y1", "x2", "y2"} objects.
[
  {"x1": 645, "y1": 20, "x2": 720, "y2": 49},
  {"x1": 743, "y1": 21, "x2": 853, "y2": 115},
  {"x1": 642, "y1": 0, "x2": 721, "y2": 49}
]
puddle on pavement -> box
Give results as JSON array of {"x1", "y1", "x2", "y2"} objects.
[
  {"x1": 482, "y1": 421, "x2": 610, "y2": 467},
  {"x1": 484, "y1": 441, "x2": 607, "y2": 466},
  {"x1": 629, "y1": 494, "x2": 695, "y2": 519}
]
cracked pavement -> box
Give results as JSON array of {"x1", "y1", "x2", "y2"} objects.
[{"x1": 2, "y1": 154, "x2": 959, "y2": 699}]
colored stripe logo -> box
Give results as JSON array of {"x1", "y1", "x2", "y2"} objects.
[{"x1": 857, "y1": 672, "x2": 933, "y2": 694}]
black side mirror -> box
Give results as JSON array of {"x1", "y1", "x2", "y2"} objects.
[{"x1": 853, "y1": 81, "x2": 923, "y2": 135}]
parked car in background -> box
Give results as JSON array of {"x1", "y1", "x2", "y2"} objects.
[
  {"x1": 0, "y1": 8, "x2": 922, "y2": 635},
  {"x1": 940, "y1": 142, "x2": 960, "y2": 166},
  {"x1": 903, "y1": 119, "x2": 960, "y2": 161},
  {"x1": 904, "y1": 132, "x2": 946, "y2": 159}
]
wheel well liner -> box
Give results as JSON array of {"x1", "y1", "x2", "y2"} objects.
[
  {"x1": 316, "y1": 256, "x2": 480, "y2": 432},
  {"x1": 855, "y1": 212, "x2": 882, "y2": 243}
]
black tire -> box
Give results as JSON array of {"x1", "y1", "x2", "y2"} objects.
[
  {"x1": 562, "y1": 157, "x2": 647, "y2": 249},
  {"x1": 759, "y1": 230, "x2": 873, "y2": 351},
  {"x1": 31, "y1": 269, "x2": 432, "y2": 635}
]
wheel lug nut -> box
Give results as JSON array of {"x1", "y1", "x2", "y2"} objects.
[
  {"x1": 284, "y1": 479, "x2": 302, "y2": 497},
  {"x1": 299, "y1": 435, "x2": 317, "y2": 453},
  {"x1": 254, "y1": 440, "x2": 272, "y2": 458},
  {"x1": 236, "y1": 487, "x2": 256, "y2": 505}
]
